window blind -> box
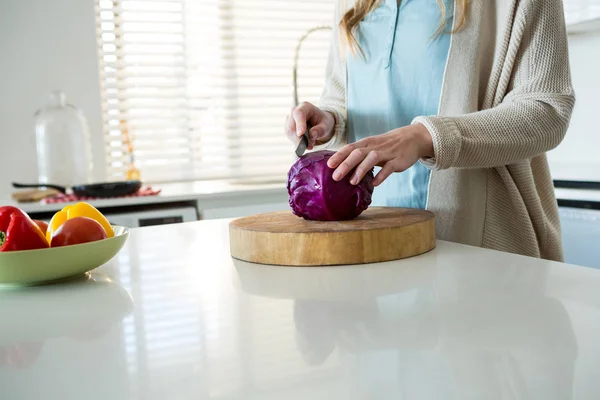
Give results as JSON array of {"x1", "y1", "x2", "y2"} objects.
[
  {"x1": 96, "y1": 0, "x2": 335, "y2": 182},
  {"x1": 97, "y1": 0, "x2": 597, "y2": 183}
]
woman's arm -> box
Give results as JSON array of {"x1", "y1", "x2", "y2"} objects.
[
  {"x1": 285, "y1": 0, "x2": 347, "y2": 150},
  {"x1": 328, "y1": 0, "x2": 575, "y2": 185},
  {"x1": 415, "y1": 0, "x2": 575, "y2": 170},
  {"x1": 317, "y1": 0, "x2": 348, "y2": 149}
]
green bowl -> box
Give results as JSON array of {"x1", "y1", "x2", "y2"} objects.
[{"x1": 0, "y1": 226, "x2": 129, "y2": 286}]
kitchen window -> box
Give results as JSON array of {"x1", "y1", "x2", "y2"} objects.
[
  {"x1": 96, "y1": 0, "x2": 600, "y2": 184},
  {"x1": 564, "y1": 0, "x2": 600, "y2": 25},
  {"x1": 95, "y1": 0, "x2": 335, "y2": 183}
]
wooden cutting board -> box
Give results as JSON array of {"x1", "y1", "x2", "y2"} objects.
[{"x1": 229, "y1": 207, "x2": 435, "y2": 266}]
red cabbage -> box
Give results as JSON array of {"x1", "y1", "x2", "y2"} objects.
[{"x1": 287, "y1": 150, "x2": 374, "y2": 221}]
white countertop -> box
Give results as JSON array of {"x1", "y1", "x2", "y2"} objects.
[
  {"x1": 0, "y1": 179, "x2": 288, "y2": 214},
  {"x1": 3, "y1": 179, "x2": 599, "y2": 216},
  {"x1": 2, "y1": 219, "x2": 600, "y2": 399}
]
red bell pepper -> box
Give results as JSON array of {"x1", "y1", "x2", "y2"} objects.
[{"x1": 0, "y1": 206, "x2": 49, "y2": 252}]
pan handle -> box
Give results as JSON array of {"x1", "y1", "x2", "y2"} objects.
[{"x1": 12, "y1": 182, "x2": 67, "y2": 194}]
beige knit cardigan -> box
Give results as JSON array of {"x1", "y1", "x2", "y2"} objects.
[{"x1": 318, "y1": 0, "x2": 575, "y2": 261}]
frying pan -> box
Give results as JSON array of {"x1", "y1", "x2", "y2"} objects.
[{"x1": 12, "y1": 180, "x2": 142, "y2": 198}]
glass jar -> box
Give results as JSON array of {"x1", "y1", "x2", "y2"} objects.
[{"x1": 34, "y1": 91, "x2": 93, "y2": 186}]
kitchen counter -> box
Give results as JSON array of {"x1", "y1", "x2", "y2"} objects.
[
  {"x1": 3, "y1": 180, "x2": 594, "y2": 222},
  {"x1": 0, "y1": 179, "x2": 289, "y2": 215},
  {"x1": 2, "y1": 219, "x2": 600, "y2": 399}
]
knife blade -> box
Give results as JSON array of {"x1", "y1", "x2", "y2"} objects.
[{"x1": 295, "y1": 126, "x2": 310, "y2": 158}]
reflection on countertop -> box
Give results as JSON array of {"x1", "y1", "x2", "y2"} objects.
[
  {"x1": 1, "y1": 219, "x2": 600, "y2": 400},
  {"x1": 0, "y1": 274, "x2": 133, "y2": 399},
  {"x1": 237, "y1": 257, "x2": 577, "y2": 399}
]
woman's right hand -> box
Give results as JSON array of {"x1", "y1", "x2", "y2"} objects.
[{"x1": 286, "y1": 102, "x2": 335, "y2": 150}]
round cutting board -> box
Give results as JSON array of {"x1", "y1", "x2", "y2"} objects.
[{"x1": 229, "y1": 207, "x2": 435, "y2": 266}]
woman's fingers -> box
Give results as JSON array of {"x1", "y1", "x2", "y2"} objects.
[
  {"x1": 324, "y1": 127, "x2": 425, "y2": 186},
  {"x1": 327, "y1": 144, "x2": 351, "y2": 169},
  {"x1": 327, "y1": 140, "x2": 367, "y2": 169},
  {"x1": 286, "y1": 103, "x2": 315, "y2": 145},
  {"x1": 332, "y1": 147, "x2": 369, "y2": 181},
  {"x1": 293, "y1": 102, "x2": 317, "y2": 137},
  {"x1": 307, "y1": 126, "x2": 322, "y2": 150},
  {"x1": 293, "y1": 109, "x2": 308, "y2": 137},
  {"x1": 350, "y1": 150, "x2": 384, "y2": 185},
  {"x1": 373, "y1": 162, "x2": 395, "y2": 187},
  {"x1": 286, "y1": 102, "x2": 337, "y2": 148}
]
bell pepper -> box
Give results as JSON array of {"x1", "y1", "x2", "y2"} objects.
[
  {"x1": 46, "y1": 202, "x2": 114, "y2": 242},
  {"x1": 46, "y1": 209, "x2": 68, "y2": 243},
  {"x1": 0, "y1": 206, "x2": 49, "y2": 252}
]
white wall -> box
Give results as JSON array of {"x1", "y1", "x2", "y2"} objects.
[
  {"x1": 548, "y1": 30, "x2": 600, "y2": 182},
  {"x1": 0, "y1": 0, "x2": 105, "y2": 197}
]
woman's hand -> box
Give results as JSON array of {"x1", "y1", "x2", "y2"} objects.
[
  {"x1": 286, "y1": 102, "x2": 336, "y2": 150},
  {"x1": 327, "y1": 124, "x2": 434, "y2": 187}
]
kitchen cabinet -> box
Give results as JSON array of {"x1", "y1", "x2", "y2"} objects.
[
  {"x1": 556, "y1": 188, "x2": 600, "y2": 269},
  {"x1": 560, "y1": 206, "x2": 600, "y2": 269}
]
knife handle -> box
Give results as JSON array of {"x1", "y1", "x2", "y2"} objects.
[
  {"x1": 303, "y1": 125, "x2": 311, "y2": 143},
  {"x1": 295, "y1": 124, "x2": 311, "y2": 157}
]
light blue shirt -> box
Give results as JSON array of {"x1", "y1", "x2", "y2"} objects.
[{"x1": 347, "y1": 0, "x2": 453, "y2": 209}]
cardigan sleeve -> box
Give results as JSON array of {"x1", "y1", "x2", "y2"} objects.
[
  {"x1": 317, "y1": 0, "x2": 348, "y2": 150},
  {"x1": 413, "y1": 0, "x2": 575, "y2": 170}
]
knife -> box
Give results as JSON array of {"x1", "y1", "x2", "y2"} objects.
[{"x1": 295, "y1": 125, "x2": 310, "y2": 157}]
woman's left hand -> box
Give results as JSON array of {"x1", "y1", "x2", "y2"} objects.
[{"x1": 327, "y1": 123, "x2": 434, "y2": 187}]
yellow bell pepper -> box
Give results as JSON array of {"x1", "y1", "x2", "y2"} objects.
[
  {"x1": 46, "y1": 202, "x2": 114, "y2": 242},
  {"x1": 46, "y1": 209, "x2": 68, "y2": 242}
]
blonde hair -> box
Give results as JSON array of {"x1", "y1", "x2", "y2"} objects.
[{"x1": 340, "y1": 0, "x2": 468, "y2": 54}]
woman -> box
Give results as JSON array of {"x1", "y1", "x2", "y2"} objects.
[{"x1": 286, "y1": 0, "x2": 575, "y2": 261}]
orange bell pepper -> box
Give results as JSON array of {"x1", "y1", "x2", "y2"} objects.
[{"x1": 46, "y1": 203, "x2": 114, "y2": 242}]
